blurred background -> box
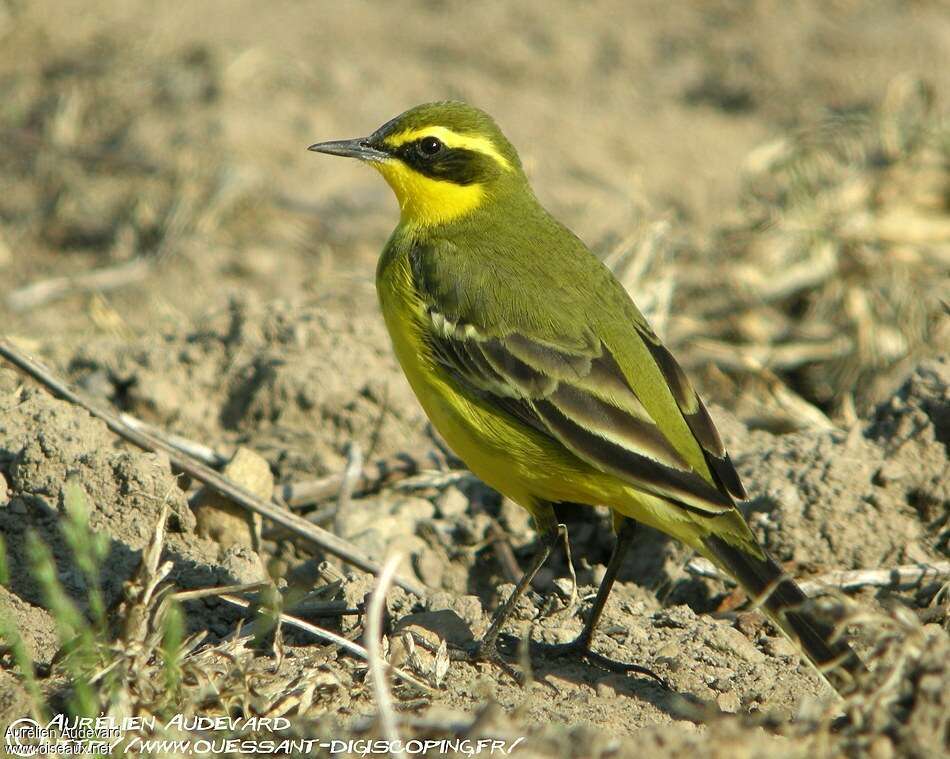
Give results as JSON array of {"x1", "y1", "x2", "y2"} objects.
[
  {"x1": 1, "y1": 3, "x2": 949, "y2": 745},
  {"x1": 1, "y1": 0, "x2": 948, "y2": 428}
]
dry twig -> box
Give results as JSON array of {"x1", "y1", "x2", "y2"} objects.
[
  {"x1": 798, "y1": 563, "x2": 950, "y2": 596},
  {"x1": 687, "y1": 557, "x2": 950, "y2": 595},
  {"x1": 119, "y1": 412, "x2": 228, "y2": 467},
  {"x1": 6, "y1": 258, "x2": 153, "y2": 312},
  {"x1": 217, "y1": 590, "x2": 431, "y2": 694},
  {"x1": 335, "y1": 442, "x2": 364, "y2": 517},
  {"x1": 366, "y1": 554, "x2": 405, "y2": 754},
  {"x1": 280, "y1": 454, "x2": 421, "y2": 507}
]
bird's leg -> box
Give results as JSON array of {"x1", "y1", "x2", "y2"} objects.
[
  {"x1": 533, "y1": 517, "x2": 669, "y2": 687},
  {"x1": 474, "y1": 524, "x2": 561, "y2": 664},
  {"x1": 568, "y1": 517, "x2": 637, "y2": 650}
]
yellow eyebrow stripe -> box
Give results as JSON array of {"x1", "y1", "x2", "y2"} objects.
[{"x1": 383, "y1": 126, "x2": 513, "y2": 172}]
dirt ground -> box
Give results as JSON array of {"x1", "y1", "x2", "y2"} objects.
[{"x1": 1, "y1": 1, "x2": 948, "y2": 757}]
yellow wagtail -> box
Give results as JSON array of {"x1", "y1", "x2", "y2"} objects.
[{"x1": 309, "y1": 102, "x2": 864, "y2": 693}]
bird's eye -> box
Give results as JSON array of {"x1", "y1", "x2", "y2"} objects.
[{"x1": 418, "y1": 136, "x2": 443, "y2": 157}]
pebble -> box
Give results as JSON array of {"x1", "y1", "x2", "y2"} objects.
[
  {"x1": 436, "y1": 486, "x2": 469, "y2": 519},
  {"x1": 868, "y1": 736, "x2": 894, "y2": 759},
  {"x1": 716, "y1": 691, "x2": 740, "y2": 713},
  {"x1": 704, "y1": 624, "x2": 766, "y2": 663},
  {"x1": 412, "y1": 546, "x2": 444, "y2": 588},
  {"x1": 395, "y1": 609, "x2": 474, "y2": 649},
  {"x1": 710, "y1": 675, "x2": 734, "y2": 692},
  {"x1": 453, "y1": 594, "x2": 485, "y2": 629},
  {"x1": 498, "y1": 497, "x2": 533, "y2": 539},
  {"x1": 761, "y1": 635, "x2": 799, "y2": 659},
  {"x1": 591, "y1": 564, "x2": 607, "y2": 586},
  {"x1": 551, "y1": 627, "x2": 577, "y2": 644},
  {"x1": 192, "y1": 447, "x2": 271, "y2": 550},
  {"x1": 652, "y1": 606, "x2": 696, "y2": 629},
  {"x1": 873, "y1": 459, "x2": 905, "y2": 486},
  {"x1": 219, "y1": 544, "x2": 268, "y2": 583},
  {"x1": 654, "y1": 642, "x2": 682, "y2": 670},
  {"x1": 392, "y1": 495, "x2": 436, "y2": 522}
]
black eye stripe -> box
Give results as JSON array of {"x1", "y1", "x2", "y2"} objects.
[{"x1": 393, "y1": 141, "x2": 499, "y2": 186}]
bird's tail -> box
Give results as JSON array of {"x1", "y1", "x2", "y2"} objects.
[{"x1": 702, "y1": 534, "x2": 865, "y2": 694}]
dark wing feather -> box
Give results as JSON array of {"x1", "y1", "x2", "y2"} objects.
[
  {"x1": 634, "y1": 324, "x2": 747, "y2": 499},
  {"x1": 421, "y1": 308, "x2": 735, "y2": 515}
]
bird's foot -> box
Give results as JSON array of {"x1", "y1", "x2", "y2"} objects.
[
  {"x1": 449, "y1": 631, "x2": 669, "y2": 690},
  {"x1": 447, "y1": 634, "x2": 527, "y2": 686},
  {"x1": 530, "y1": 635, "x2": 670, "y2": 689}
]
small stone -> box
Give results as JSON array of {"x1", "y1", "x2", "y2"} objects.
[
  {"x1": 192, "y1": 447, "x2": 272, "y2": 550},
  {"x1": 218, "y1": 544, "x2": 268, "y2": 583},
  {"x1": 735, "y1": 611, "x2": 768, "y2": 639},
  {"x1": 761, "y1": 635, "x2": 799, "y2": 659},
  {"x1": 412, "y1": 546, "x2": 444, "y2": 588},
  {"x1": 387, "y1": 632, "x2": 413, "y2": 670},
  {"x1": 509, "y1": 591, "x2": 537, "y2": 622},
  {"x1": 591, "y1": 564, "x2": 607, "y2": 586},
  {"x1": 653, "y1": 606, "x2": 696, "y2": 629},
  {"x1": 436, "y1": 486, "x2": 469, "y2": 519},
  {"x1": 654, "y1": 641, "x2": 682, "y2": 669},
  {"x1": 705, "y1": 624, "x2": 766, "y2": 663},
  {"x1": 867, "y1": 736, "x2": 894, "y2": 759},
  {"x1": 427, "y1": 591, "x2": 486, "y2": 634},
  {"x1": 499, "y1": 498, "x2": 533, "y2": 539},
  {"x1": 341, "y1": 573, "x2": 377, "y2": 630},
  {"x1": 552, "y1": 577, "x2": 575, "y2": 598},
  {"x1": 672, "y1": 720, "x2": 697, "y2": 733},
  {"x1": 454, "y1": 595, "x2": 485, "y2": 629},
  {"x1": 425, "y1": 590, "x2": 456, "y2": 612},
  {"x1": 334, "y1": 497, "x2": 389, "y2": 538},
  {"x1": 716, "y1": 690, "x2": 740, "y2": 713},
  {"x1": 395, "y1": 609, "x2": 474, "y2": 649},
  {"x1": 392, "y1": 496, "x2": 436, "y2": 522},
  {"x1": 711, "y1": 675, "x2": 734, "y2": 692},
  {"x1": 622, "y1": 623, "x2": 649, "y2": 647},
  {"x1": 873, "y1": 460, "x2": 905, "y2": 486}
]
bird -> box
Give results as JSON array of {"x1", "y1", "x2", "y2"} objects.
[{"x1": 308, "y1": 101, "x2": 865, "y2": 694}]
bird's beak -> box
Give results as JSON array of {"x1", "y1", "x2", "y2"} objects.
[{"x1": 307, "y1": 137, "x2": 390, "y2": 162}]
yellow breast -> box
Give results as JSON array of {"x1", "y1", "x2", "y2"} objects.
[
  {"x1": 373, "y1": 243, "x2": 709, "y2": 550},
  {"x1": 375, "y1": 248, "x2": 581, "y2": 512}
]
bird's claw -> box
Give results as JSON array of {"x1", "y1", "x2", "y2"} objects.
[
  {"x1": 530, "y1": 638, "x2": 671, "y2": 689},
  {"x1": 451, "y1": 633, "x2": 669, "y2": 691},
  {"x1": 448, "y1": 635, "x2": 525, "y2": 686}
]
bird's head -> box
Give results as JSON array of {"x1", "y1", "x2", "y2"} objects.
[{"x1": 309, "y1": 102, "x2": 527, "y2": 228}]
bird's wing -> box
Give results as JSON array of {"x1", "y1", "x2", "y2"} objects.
[
  {"x1": 412, "y1": 255, "x2": 742, "y2": 516},
  {"x1": 614, "y1": 308, "x2": 748, "y2": 501}
]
